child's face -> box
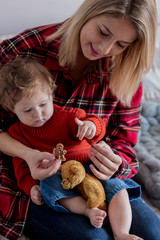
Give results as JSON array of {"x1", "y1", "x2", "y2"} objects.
[{"x1": 14, "y1": 88, "x2": 53, "y2": 127}]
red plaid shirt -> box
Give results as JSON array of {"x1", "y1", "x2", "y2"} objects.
[{"x1": 0, "y1": 22, "x2": 142, "y2": 239}]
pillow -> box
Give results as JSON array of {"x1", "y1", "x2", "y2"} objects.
[{"x1": 134, "y1": 101, "x2": 160, "y2": 209}]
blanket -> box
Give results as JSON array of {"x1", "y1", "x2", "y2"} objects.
[{"x1": 134, "y1": 101, "x2": 160, "y2": 209}]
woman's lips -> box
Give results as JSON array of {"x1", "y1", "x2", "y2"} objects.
[{"x1": 90, "y1": 43, "x2": 102, "y2": 58}]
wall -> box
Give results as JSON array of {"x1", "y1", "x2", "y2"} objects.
[
  {"x1": 0, "y1": 0, "x2": 84, "y2": 35},
  {"x1": 0, "y1": 0, "x2": 159, "y2": 36}
]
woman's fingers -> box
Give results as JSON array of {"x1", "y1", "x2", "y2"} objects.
[
  {"x1": 30, "y1": 156, "x2": 62, "y2": 180},
  {"x1": 89, "y1": 163, "x2": 110, "y2": 180},
  {"x1": 88, "y1": 152, "x2": 115, "y2": 179},
  {"x1": 91, "y1": 141, "x2": 121, "y2": 165},
  {"x1": 88, "y1": 141, "x2": 122, "y2": 179},
  {"x1": 39, "y1": 159, "x2": 62, "y2": 179},
  {"x1": 89, "y1": 145, "x2": 118, "y2": 172}
]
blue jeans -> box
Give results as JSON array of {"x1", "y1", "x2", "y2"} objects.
[
  {"x1": 24, "y1": 197, "x2": 160, "y2": 240},
  {"x1": 40, "y1": 164, "x2": 141, "y2": 212}
]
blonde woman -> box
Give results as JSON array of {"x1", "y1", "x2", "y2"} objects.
[{"x1": 0, "y1": 0, "x2": 159, "y2": 240}]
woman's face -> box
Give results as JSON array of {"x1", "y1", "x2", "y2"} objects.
[{"x1": 80, "y1": 15, "x2": 137, "y2": 60}]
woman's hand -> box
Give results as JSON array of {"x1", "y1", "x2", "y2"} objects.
[
  {"x1": 88, "y1": 141, "x2": 122, "y2": 180},
  {"x1": 26, "y1": 149, "x2": 62, "y2": 181},
  {"x1": 0, "y1": 132, "x2": 61, "y2": 180}
]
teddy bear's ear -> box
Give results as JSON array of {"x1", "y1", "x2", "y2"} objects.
[{"x1": 71, "y1": 165, "x2": 78, "y2": 173}]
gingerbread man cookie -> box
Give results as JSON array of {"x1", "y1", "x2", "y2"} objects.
[{"x1": 53, "y1": 143, "x2": 67, "y2": 161}]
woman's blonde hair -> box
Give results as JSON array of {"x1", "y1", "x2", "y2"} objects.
[
  {"x1": 0, "y1": 56, "x2": 56, "y2": 110},
  {"x1": 48, "y1": 0, "x2": 157, "y2": 106}
]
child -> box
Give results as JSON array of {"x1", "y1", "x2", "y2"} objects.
[{"x1": 0, "y1": 56, "x2": 141, "y2": 239}]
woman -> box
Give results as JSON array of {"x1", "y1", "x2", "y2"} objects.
[{"x1": 0, "y1": 0, "x2": 159, "y2": 239}]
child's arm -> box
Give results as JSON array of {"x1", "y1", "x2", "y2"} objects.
[
  {"x1": 70, "y1": 108, "x2": 106, "y2": 144},
  {"x1": 75, "y1": 118, "x2": 96, "y2": 140}
]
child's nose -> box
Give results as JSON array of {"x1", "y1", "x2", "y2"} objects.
[{"x1": 34, "y1": 109, "x2": 42, "y2": 118}]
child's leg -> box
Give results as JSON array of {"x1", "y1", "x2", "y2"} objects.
[
  {"x1": 108, "y1": 189, "x2": 143, "y2": 240},
  {"x1": 58, "y1": 196, "x2": 106, "y2": 228}
]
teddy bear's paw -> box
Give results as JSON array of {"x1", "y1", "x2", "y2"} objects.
[
  {"x1": 87, "y1": 199, "x2": 99, "y2": 209},
  {"x1": 61, "y1": 179, "x2": 71, "y2": 189}
]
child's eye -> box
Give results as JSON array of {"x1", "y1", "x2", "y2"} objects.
[
  {"x1": 40, "y1": 103, "x2": 46, "y2": 107},
  {"x1": 24, "y1": 109, "x2": 31, "y2": 113}
]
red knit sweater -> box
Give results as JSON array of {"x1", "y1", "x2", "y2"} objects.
[{"x1": 9, "y1": 104, "x2": 106, "y2": 196}]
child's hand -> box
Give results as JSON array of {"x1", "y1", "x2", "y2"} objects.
[
  {"x1": 30, "y1": 185, "x2": 44, "y2": 205},
  {"x1": 75, "y1": 118, "x2": 96, "y2": 140}
]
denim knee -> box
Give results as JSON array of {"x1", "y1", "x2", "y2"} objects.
[{"x1": 130, "y1": 197, "x2": 160, "y2": 240}]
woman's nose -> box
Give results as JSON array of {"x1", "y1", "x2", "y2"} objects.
[{"x1": 99, "y1": 39, "x2": 115, "y2": 55}]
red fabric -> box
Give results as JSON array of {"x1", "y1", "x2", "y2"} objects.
[
  {"x1": 0, "y1": 153, "x2": 30, "y2": 240},
  {"x1": 0, "y1": 22, "x2": 142, "y2": 239},
  {"x1": 9, "y1": 104, "x2": 106, "y2": 197}
]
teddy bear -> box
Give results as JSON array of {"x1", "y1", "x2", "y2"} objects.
[{"x1": 59, "y1": 160, "x2": 107, "y2": 211}]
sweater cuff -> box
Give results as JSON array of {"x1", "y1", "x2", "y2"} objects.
[
  {"x1": 19, "y1": 176, "x2": 39, "y2": 197},
  {"x1": 85, "y1": 115, "x2": 106, "y2": 138},
  {"x1": 112, "y1": 149, "x2": 132, "y2": 179}
]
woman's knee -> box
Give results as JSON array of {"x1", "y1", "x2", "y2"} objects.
[
  {"x1": 130, "y1": 197, "x2": 160, "y2": 240},
  {"x1": 25, "y1": 202, "x2": 112, "y2": 240}
]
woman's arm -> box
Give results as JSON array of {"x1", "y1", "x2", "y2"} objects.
[
  {"x1": 12, "y1": 155, "x2": 39, "y2": 196},
  {"x1": 0, "y1": 132, "x2": 61, "y2": 180},
  {"x1": 0, "y1": 23, "x2": 61, "y2": 68},
  {"x1": 88, "y1": 84, "x2": 142, "y2": 180},
  {"x1": 0, "y1": 132, "x2": 33, "y2": 157}
]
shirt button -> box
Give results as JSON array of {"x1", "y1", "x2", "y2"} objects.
[{"x1": 22, "y1": 195, "x2": 27, "y2": 201}]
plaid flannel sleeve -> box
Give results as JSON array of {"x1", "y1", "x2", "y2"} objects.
[
  {"x1": 0, "y1": 23, "x2": 58, "y2": 68},
  {"x1": 105, "y1": 83, "x2": 142, "y2": 179}
]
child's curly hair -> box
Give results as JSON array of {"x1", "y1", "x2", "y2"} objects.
[{"x1": 0, "y1": 56, "x2": 56, "y2": 111}]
